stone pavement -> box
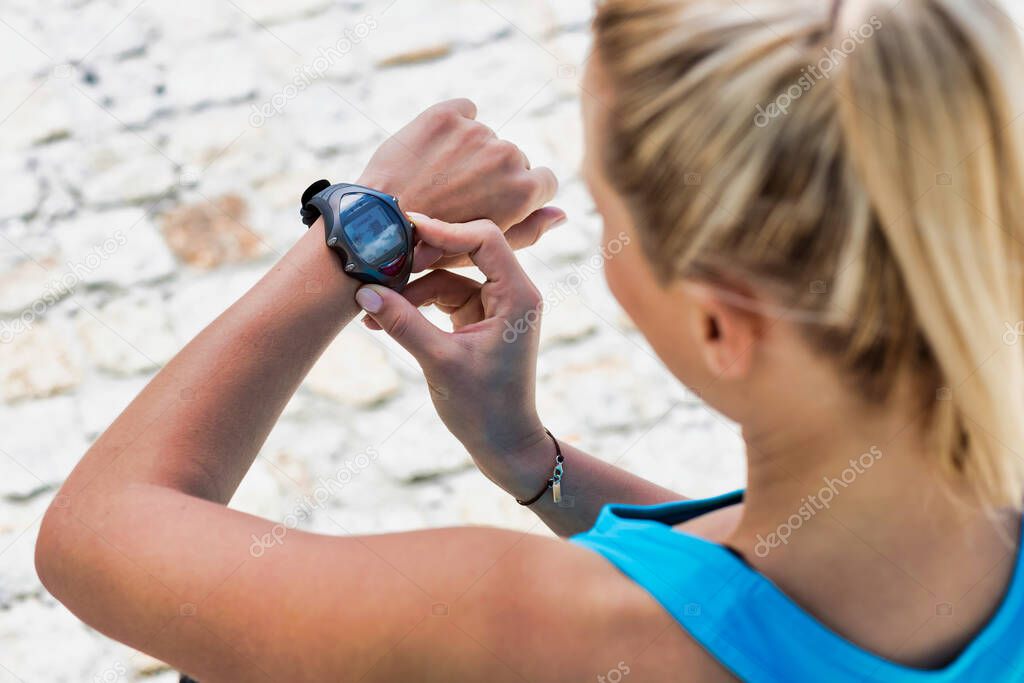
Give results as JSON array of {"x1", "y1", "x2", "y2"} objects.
[{"x1": 0, "y1": 0, "x2": 745, "y2": 679}]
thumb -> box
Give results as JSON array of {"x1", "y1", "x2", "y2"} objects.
[{"x1": 355, "y1": 284, "x2": 447, "y2": 361}]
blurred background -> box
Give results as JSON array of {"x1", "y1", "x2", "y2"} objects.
[{"x1": 0, "y1": 0, "x2": 744, "y2": 679}]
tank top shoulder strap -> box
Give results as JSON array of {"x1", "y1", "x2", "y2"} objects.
[{"x1": 570, "y1": 491, "x2": 1024, "y2": 682}]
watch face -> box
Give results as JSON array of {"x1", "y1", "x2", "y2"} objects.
[{"x1": 338, "y1": 193, "x2": 407, "y2": 265}]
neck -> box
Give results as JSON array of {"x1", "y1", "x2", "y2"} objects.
[
  {"x1": 729, "y1": 396, "x2": 1014, "y2": 568},
  {"x1": 722, "y1": 393, "x2": 1021, "y2": 668}
]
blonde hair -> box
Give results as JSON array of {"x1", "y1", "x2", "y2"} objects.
[{"x1": 593, "y1": 0, "x2": 1024, "y2": 508}]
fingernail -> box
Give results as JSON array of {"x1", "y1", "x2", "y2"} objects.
[
  {"x1": 355, "y1": 286, "x2": 383, "y2": 313},
  {"x1": 550, "y1": 213, "x2": 568, "y2": 229},
  {"x1": 406, "y1": 211, "x2": 430, "y2": 223}
]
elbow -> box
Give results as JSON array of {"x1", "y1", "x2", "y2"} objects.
[{"x1": 34, "y1": 494, "x2": 75, "y2": 602}]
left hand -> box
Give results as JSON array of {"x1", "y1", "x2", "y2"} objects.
[
  {"x1": 355, "y1": 213, "x2": 552, "y2": 492},
  {"x1": 357, "y1": 98, "x2": 565, "y2": 270}
]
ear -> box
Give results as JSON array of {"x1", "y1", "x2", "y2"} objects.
[{"x1": 682, "y1": 281, "x2": 761, "y2": 380}]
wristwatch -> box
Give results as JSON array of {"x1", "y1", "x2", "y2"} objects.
[{"x1": 300, "y1": 180, "x2": 415, "y2": 290}]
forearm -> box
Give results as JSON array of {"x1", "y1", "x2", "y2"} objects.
[
  {"x1": 60, "y1": 220, "x2": 356, "y2": 505},
  {"x1": 499, "y1": 436, "x2": 685, "y2": 537},
  {"x1": 50, "y1": 92, "x2": 565, "y2": 519}
]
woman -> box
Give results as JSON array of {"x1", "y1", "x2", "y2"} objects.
[{"x1": 36, "y1": 0, "x2": 1024, "y2": 680}]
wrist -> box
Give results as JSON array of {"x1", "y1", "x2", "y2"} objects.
[
  {"x1": 289, "y1": 217, "x2": 361, "y2": 315},
  {"x1": 357, "y1": 171, "x2": 400, "y2": 198},
  {"x1": 474, "y1": 425, "x2": 559, "y2": 501}
]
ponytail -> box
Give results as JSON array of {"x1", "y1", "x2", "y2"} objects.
[{"x1": 834, "y1": 0, "x2": 1024, "y2": 507}]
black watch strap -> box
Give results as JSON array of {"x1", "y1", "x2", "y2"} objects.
[{"x1": 299, "y1": 179, "x2": 333, "y2": 227}]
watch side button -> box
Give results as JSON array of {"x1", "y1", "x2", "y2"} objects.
[
  {"x1": 344, "y1": 263, "x2": 356, "y2": 272},
  {"x1": 327, "y1": 236, "x2": 339, "y2": 247}
]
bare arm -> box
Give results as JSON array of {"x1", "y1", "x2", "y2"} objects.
[
  {"x1": 49, "y1": 222, "x2": 356, "y2": 506},
  {"x1": 34, "y1": 100, "x2": 687, "y2": 681},
  {"x1": 40, "y1": 99, "x2": 549, "y2": 507},
  {"x1": 496, "y1": 437, "x2": 686, "y2": 537}
]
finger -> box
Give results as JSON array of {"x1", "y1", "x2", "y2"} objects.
[
  {"x1": 450, "y1": 295, "x2": 486, "y2": 329},
  {"x1": 503, "y1": 205, "x2": 566, "y2": 249},
  {"x1": 406, "y1": 213, "x2": 524, "y2": 285},
  {"x1": 406, "y1": 271, "x2": 484, "y2": 326},
  {"x1": 430, "y1": 207, "x2": 567, "y2": 270},
  {"x1": 355, "y1": 285, "x2": 448, "y2": 362},
  {"x1": 403, "y1": 270, "x2": 482, "y2": 309},
  {"x1": 437, "y1": 97, "x2": 477, "y2": 120},
  {"x1": 365, "y1": 306, "x2": 485, "y2": 332},
  {"x1": 365, "y1": 272, "x2": 485, "y2": 330},
  {"x1": 518, "y1": 146, "x2": 531, "y2": 170},
  {"x1": 527, "y1": 166, "x2": 559, "y2": 206},
  {"x1": 412, "y1": 241, "x2": 445, "y2": 273}
]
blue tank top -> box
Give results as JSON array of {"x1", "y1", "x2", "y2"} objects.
[{"x1": 570, "y1": 490, "x2": 1024, "y2": 682}]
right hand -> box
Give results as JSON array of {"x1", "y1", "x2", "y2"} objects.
[{"x1": 354, "y1": 213, "x2": 556, "y2": 492}]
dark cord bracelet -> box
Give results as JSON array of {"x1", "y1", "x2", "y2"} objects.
[{"x1": 515, "y1": 429, "x2": 564, "y2": 506}]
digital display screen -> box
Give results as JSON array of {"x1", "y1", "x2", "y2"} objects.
[{"x1": 342, "y1": 201, "x2": 403, "y2": 263}]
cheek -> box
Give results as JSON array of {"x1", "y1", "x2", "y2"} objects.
[
  {"x1": 602, "y1": 223, "x2": 637, "y2": 308},
  {"x1": 603, "y1": 238, "x2": 690, "y2": 356},
  {"x1": 599, "y1": 226, "x2": 712, "y2": 395}
]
